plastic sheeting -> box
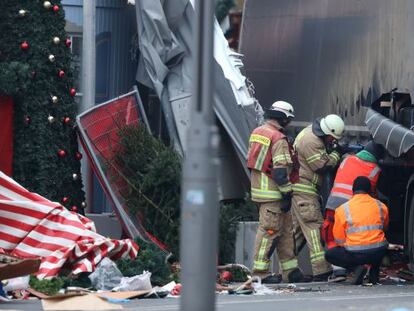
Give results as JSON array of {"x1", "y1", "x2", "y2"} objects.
[{"x1": 365, "y1": 108, "x2": 414, "y2": 157}]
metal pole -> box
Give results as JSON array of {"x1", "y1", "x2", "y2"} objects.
[
  {"x1": 81, "y1": 0, "x2": 96, "y2": 212},
  {"x1": 179, "y1": 0, "x2": 219, "y2": 311}
]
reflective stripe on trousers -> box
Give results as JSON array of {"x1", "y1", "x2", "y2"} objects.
[
  {"x1": 254, "y1": 237, "x2": 270, "y2": 271},
  {"x1": 292, "y1": 183, "x2": 318, "y2": 195},
  {"x1": 310, "y1": 229, "x2": 325, "y2": 263},
  {"x1": 280, "y1": 258, "x2": 298, "y2": 271}
]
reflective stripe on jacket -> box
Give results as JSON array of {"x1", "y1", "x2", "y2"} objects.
[
  {"x1": 325, "y1": 155, "x2": 381, "y2": 211},
  {"x1": 248, "y1": 121, "x2": 293, "y2": 202},
  {"x1": 333, "y1": 194, "x2": 389, "y2": 252},
  {"x1": 247, "y1": 122, "x2": 286, "y2": 175},
  {"x1": 293, "y1": 126, "x2": 340, "y2": 196}
]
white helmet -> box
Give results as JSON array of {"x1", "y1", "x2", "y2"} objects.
[
  {"x1": 320, "y1": 114, "x2": 345, "y2": 139},
  {"x1": 266, "y1": 101, "x2": 295, "y2": 119}
]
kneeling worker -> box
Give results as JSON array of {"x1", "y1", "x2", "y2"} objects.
[
  {"x1": 322, "y1": 141, "x2": 384, "y2": 249},
  {"x1": 247, "y1": 101, "x2": 304, "y2": 283},
  {"x1": 325, "y1": 176, "x2": 389, "y2": 285}
]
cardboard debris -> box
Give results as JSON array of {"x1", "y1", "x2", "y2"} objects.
[
  {"x1": 0, "y1": 254, "x2": 40, "y2": 281},
  {"x1": 98, "y1": 290, "x2": 151, "y2": 300},
  {"x1": 41, "y1": 294, "x2": 123, "y2": 310},
  {"x1": 28, "y1": 288, "x2": 88, "y2": 299}
]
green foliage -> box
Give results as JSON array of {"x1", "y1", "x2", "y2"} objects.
[
  {"x1": 117, "y1": 239, "x2": 175, "y2": 286},
  {"x1": 216, "y1": 0, "x2": 235, "y2": 23},
  {"x1": 115, "y1": 124, "x2": 258, "y2": 265},
  {"x1": 61, "y1": 273, "x2": 92, "y2": 289},
  {"x1": 29, "y1": 275, "x2": 64, "y2": 296},
  {"x1": 0, "y1": 1, "x2": 85, "y2": 210},
  {"x1": 0, "y1": 62, "x2": 31, "y2": 96},
  {"x1": 219, "y1": 198, "x2": 258, "y2": 264},
  {"x1": 114, "y1": 125, "x2": 181, "y2": 255}
]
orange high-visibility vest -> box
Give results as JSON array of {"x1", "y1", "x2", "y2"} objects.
[
  {"x1": 325, "y1": 155, "x2": 381, "y2": 211},
  {"x1": 333, "y1": 194, "x2": 388, "y2": 252}
]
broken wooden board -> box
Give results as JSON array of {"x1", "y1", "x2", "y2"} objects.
[{"x1": 0, "y1": 254, "x2": 40, "y2": 280}]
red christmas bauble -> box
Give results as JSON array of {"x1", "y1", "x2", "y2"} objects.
[
  {"x1": 69, "y1": 88, "x2": 76, "y2": 97},
  {"x1": 63, "y1": 117, "x2": 71, "y2": 124},
  {"x1": 57, "y1": 149, "x2": 66, "y2": 157},
  {"x1": 75, "y1": 152, "x2": 83, "y2": 160},
  {"x1": 21, "y1": 41, "x2": 29, "y2": 50},
  {"x1": 65, "y1": 38, "x2": 72, "y2": 47},
  {"x1": 221, "y1": 271, "x2": 233, "y2": 282},
  {"x1": 71, "y1": 206, "x2": 78, "y2": 212},
  {"x1": 62, "y1": 197, "x2": 69, "y2": 204},
  {"x1": 31, "y1": 71, "x2": 36, "y2": 79},
  {"x1": 58, "y1": 70, "x2": 65, "y2": 78},
  {"x1": 53, "y1": 5, "x2": 59, "y2": 12}
]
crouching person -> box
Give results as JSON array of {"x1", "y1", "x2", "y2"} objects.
[{"x1": 325, "y1": 176, "x2": 389, "y2": 285}]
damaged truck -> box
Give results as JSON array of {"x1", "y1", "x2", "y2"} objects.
[{"x1": 240, "y1": 0, "x2": 414, "y2": 268}]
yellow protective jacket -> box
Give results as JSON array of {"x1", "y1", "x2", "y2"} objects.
[
  {"x1": 248, "y1": 120, "x2": 293, "y2": 202},
  {"x1": 293, "y1": 125, "x2": 340, "y2": 196}
]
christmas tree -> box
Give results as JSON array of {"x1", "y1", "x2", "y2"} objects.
[{"x1": 0, "y1": 1, "x2": 85, "y2": 213}]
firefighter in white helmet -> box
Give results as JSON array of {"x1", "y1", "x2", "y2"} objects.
[
  {"x1": 292, "y1": 114, "x2": 345, "y2": 281},
  {"x1": 247, "y1": 100, "x2": 305, "y2": 283}
]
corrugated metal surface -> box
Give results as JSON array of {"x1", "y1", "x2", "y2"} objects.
[
  {"x1": 62, "y1": 1, "x2": 137, "y2": 102},
  {"x1": 240, "y1": 0, "x2": 414, "y2": 128}
]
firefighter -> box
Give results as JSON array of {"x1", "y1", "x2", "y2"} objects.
[
  {"x1": 325, "y1": 176, "x2": 389, "y2": 285},
  {"x1": 322, "y1": 141, "x2": 384, "y2": 249},
  {"x1": 292, "y1": 114, "x2": 345, "y2": 281},
  {"x1": 247, "y1": 101, "x2": 304, "y2": 284}
]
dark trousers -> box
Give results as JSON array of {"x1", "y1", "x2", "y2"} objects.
[{"x1": 325, "y1": 246, "x2": 387, "y2": 270}]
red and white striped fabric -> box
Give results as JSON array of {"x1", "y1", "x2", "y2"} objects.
[{"x1": 0, "y1": 171, "x2": 139, "y2": 279}]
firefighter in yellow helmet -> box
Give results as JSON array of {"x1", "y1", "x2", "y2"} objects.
[
  {"x1": 247, "y1": 101, "x2": 305, "y2": 283},
  {"x1": 292, "y1": 114, "x2": 345, "y2": 281}
]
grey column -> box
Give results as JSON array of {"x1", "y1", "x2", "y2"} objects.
[
  {"x1": 179, "y1": 1, "x2": 219, "y2": 311},
  {"x1": 81, "y1": 0, "x2": 96, "y2": 211}
]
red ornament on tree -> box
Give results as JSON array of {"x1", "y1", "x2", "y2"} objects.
[
  {"x1": 58, "y1": 70, "x2": 65, "y2": 78},
  {"x1": 63, "y1": 117, "x2": 71, "y2": 124},
  {"x1": 62, "y1": 197, "x2": 69, "y2": 204},
  {"x1": 75, "y1": 152, "x2": 83, "y2": 160},
  {"x1": 31, "y1": 71, "x2": 37, "y2": 79},
  {"x1": 65, "y1": 38, "x2": 72, "y2": 47},
  {"x1": 21, "y1": 41, "x2": 29, "y2": 50},
  {"x1": 69, "y1": 88, "x2": 76, "y2": 97},
  {"x1": 57, "y1": 149, "x2": 66, "y2": 158},
  {"x1": 53, "y1": 5, "x2": 59, "y2": 12},
  {"x1": 71, "y1": 206, "x2": 78, "y2": 212}
]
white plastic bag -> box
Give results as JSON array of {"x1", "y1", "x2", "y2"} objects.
[
  {"x1": 112, "y1": 271, "x2": 152, "y2": 292},
  {"x1": 88, "y1": 258, "x2": 123, "y2": 291},
  {"x1": 3, "y1": 275, "x2": 30, "y2": 292}
]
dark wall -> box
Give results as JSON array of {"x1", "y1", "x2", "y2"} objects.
[{"x1": 240, "y1": 0, "x2": 414, "y2": 127}]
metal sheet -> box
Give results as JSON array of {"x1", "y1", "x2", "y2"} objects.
[
  {"x1": 240, "y1": 0, "x2": 414, "y2": 128},
  {"x1": 134, "y1": 0, "x2": 261, "y2": 199},
  {"x1": 365, "y1": 108, "x2": 414, "y2": 157}
]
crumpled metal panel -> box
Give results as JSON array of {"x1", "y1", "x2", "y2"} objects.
[
  {"x1": 134, "y1": 0, "x2": 262, "y2": 199},
  {"x1": 365, "y1": 108, "x2": 414, "y2": 157},
  {"x1": 240, "y1": 0, "x2": 414, "y2": 128}
]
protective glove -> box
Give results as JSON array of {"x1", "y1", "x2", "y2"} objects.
[
  {"x1": 280, "y1": 192, "x2": 292, "y2": 213},
  {"x1": 332, "y1": 142, "x2": 349, "y2": 155}
]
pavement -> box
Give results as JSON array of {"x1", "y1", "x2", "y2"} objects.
[{"x1": 2, "y1": 282, "x2": 414, "y2": 311}]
